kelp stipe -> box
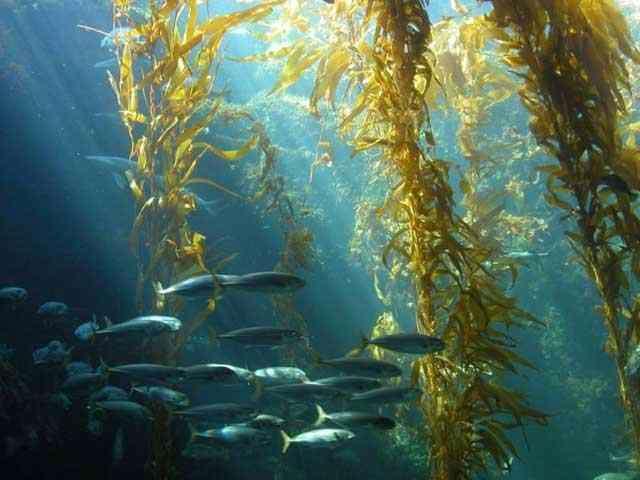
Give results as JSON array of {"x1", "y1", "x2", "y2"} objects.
[
  {"x1": 485, "y1": 0, "x2": 640, "y2": 464},
  {"x1": 242, "y1": 0, "x2": 548, "y2": 478}
]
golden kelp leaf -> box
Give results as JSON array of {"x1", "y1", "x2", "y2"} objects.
[
  {"x1": 120, "y1": 110, "x2": 146, "y2": 124},
  {"x1": 270, "y1": 43, "x2": 323, "y2": 95},
  {"x1": 229, "y1": 44, "x2": 296, "y2": 63},
  {"x1": 199, "y1": 0, "x2": 283, "y2": 36},
  {"x1": 203, "y1": 135, "x2": 259, "y2": 161},
  {"x1": 185, "y1": 177, "x2": 243, "y2": 200}
]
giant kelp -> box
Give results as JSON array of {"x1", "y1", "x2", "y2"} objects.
[
  {"x1": 485, "y1": 0, "x2": 640, "y2": 463},
  {"x1": 241, "y1": 0, "x2": 547, "y2": 478},
  {"x1": 103, "y1": 0, "x2": 283, "y2": 361}
]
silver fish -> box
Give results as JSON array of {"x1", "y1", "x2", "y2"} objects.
[
  {"x1": 94, "y1": 316, "x2": 181, "y2": 338},
  {"x1": 361, "y1": 333, "x2": 445, "y2": 355},
  {"x1": 33, "y1": 340, "x2": 72, "y2": 366},
  {"x1": 0, "y1": 286, "x2": 27, "y2": 308},
  {"x1": 314, "y1": 376, "x2": 382, "y2": 393},
  {"x1": 157, "y1": 271, "x2": 305, "y2": 298},
  {"x1": 217, "y1": 326, "x2": 304, "y2": 347},
  {"x1": 93, "y1": 400, "x2": 153, "y2": 423},
  {"x1": 266, "y1": 382, "x2": 350, "y2": 403},
  {"x1": 90, "y1": 386, "x2": 129, "y2": 402},
  {"x1": 107, "y1": 363, "x2": 187, "y2": 383},
  {"x1": 254, "y1": 367, "x2": 309, "y2": 386},
  {"x1": 351, "y1": 386, "x2": 421, "y2": 405},
  {"x1": 241, "y1": 414, "x2": 286, "y2": 430},
  {"x1": 317, "y1": 357, "x2": 402, "y2": 378},
  {"x1": 65, "y1": 361, "x2": 93, "y2": 377},
  {"x1": 131, "y1": 386, "x2": 190, "y2": 410},
  {"x1": 37, "y1": 301, "x2": 70, "y2": 318},
  {"x1": 280, "y1": 428, "x2": 355, "y2": 454},
  {"x1": 192, "y1": 425, "x2": 271, "y2": 447},
  {"x1": 61, "y1": 373, "x2": 106, "y2": 397},
  {"x1": 214, "y1": 272, "x2": 305, "y2": 294},
  {"x1": 313, "y1": 405, "x2": 396, "y2": 430},
  {"x1": 182, "y1": 363, "x2": 249, "y2": 384},
  {"x1": 175, "y1": 403, "x2": 256, "y2": 423}
]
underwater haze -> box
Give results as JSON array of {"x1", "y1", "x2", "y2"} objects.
[{"x1": 1, "y1": 1, "x2": 640, "y2": 480}]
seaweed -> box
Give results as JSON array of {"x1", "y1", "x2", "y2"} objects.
[
  {"x1": 242, "y1": 0, "x2": 548, "y2": 478},
  {"x1": 485, "y1": 0, "x2": 640, "y2": 464},
  {"x1": 100, "y1": 0, "x2": 282, "y2": 362}
]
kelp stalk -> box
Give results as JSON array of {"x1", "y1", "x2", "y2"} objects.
[{"x1": 486, "y1": 0, "x2": 640, "y2": 462}]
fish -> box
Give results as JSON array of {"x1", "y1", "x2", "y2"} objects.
[
  {"x1": 175, "y1": 403, "x2": 256, "y2": 423},
  {"x1": 313, "y1": 405, "x2": 396, "y2": 430},
  {"x1": 254, "y1": 367, "x2": 309, "y2": 386},
  {"x1": 90, "y1": 386, "x2": 129, "y2": 402},
  {"x1": 0, "y1": 286, "x2": 28, "y2": 309},
  {"x1": 131, "y1": 386, "x2": 190, "y2": 410},
  {"x1": 61, "y1": 373, "x2": 107, "y2": 397},
  {"x1": 215, "y1": 326, "x2": 305, "y2": 347},
  {"x1": 182, "y1": 363, "x2": 250, "y2": 384},
  {"x1": 93, "y1": 316, "x2": 181, "y2": 338},
  {"x1": 33, "y1": 340, "x2": 72, "y2": 366},
  {"x1": 351, "y1": 386, "x2": 421, "y2": 405},
  {"x1": 92, "y1": 400, "x2": 153, "y2": 424},
  {"x1": 156, "y1": 271, "x2": 305, "y2": 298},
  {"x1": 280, "y1": 428, "x2": 355, "y2": 454},
  {"x1": 37, "y1": 301, "x2": 70, "y2": 319},
  {"x1": 106, "y1": 363, "x2": 187, "y2": 384},
  {"x1": 359, "y1": 333, "x2": 445, "y2": 355},
  {"x1": 316, "y1": 356, "x2": 402, "y2": 378},
  {"x1": 214, "y1": 272, "x2": 306, "y2": 294},
  {"x1": 65, "y1": 361, "x2": 93, "y2": 377},
  {"x1": 241, "y1": 414, "x2": 286, "y2": 430},
  {"x1": 191, "y1": 425, "x2": 271, "y2": 447},
  {"x1": 314, "y1": 376, "x2": 382, "y2": 394},
  {"x1": 265, "y1": 382, "x2": 350, "y2": 403},
  {"x1": 503, "y1": 251, "x2": 550, "y2": 259},
  {"x1": 74, "y1": 318, "x2": 100, "y2": 342}
]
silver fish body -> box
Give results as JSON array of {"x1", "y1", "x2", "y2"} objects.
[
  {"x1": 61, "y1": 373, "x2": 106, "y2": 397},
  {"x1": 94, "y1": 316, "x2": 181, "y2": 338},
  {"x1": 93, "y1": 400, "x2": 153, "y2": 423},
  {"x1": 266, "y1": 382, "x2": 350, "y2": 403},
  {"x1": 281, "y1": 428, "x2": 355, "y2": 453},
  {"x1": 319, "y1": 357, "x2": 402, "y2": 378},
  {"x1": 254, "y1": 367, "x2": 309, "y2": 386},
  {"x1": 108, "y1": 363, "x2": 187, "y2": 383},
  {"x1": 314, "y1": 376, "x2": 382, "y2": 393},
  {"x1": 218, "y1": 326, "x2": 304, "y2": 346},
  {"x1": 365, "y1": 333, "x2": 445, "y2": 355},
  {"x1": 214, "y1": 272, "x2": 305, "y2": 293},
  {"x1": 158, "y1": 271, "x2": 305, "y2": 297},
  {"x1": 175, "y1": 403, "x2": 256, "y2": 423},
  {"x1": 351, "y1": 386, "x2": 421, "y2": 405},
  {"x1": 193, "y1": 425, "x2": 271, "y2": 447},
  {"x1": 131, "y1": 386, "x2": 190, "y2": 410},
  {"x1": 314, "y1": 405, "x2": 396, "y2": 430},
  {"x1": 0, "y1": 286, "x2": 27, "y2": 307},
  {"x1": 182, "y1": 363, "x2": 249, "y2": 384}
]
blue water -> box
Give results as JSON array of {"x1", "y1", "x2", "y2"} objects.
[{"x1": 0, "y1": 1, "x2": 630, "y2": 479}]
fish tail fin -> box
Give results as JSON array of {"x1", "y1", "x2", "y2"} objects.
[
  {"x1": 186, "y1": 421, "x2": 198, "y2": 445},
  {"x1": 346, "y1": 333, "x2": 369, "y2": 358},
  {"x1": 280, "y1": 430, "x2": 292, "y2": 454},
  {"x1": 313, "y1": 404, "x2": 327, "y2": 427},
  {"x1": 250, "y1": 375, "x2": 264, "y2": 402},
  {"x1": 153, "y1": 282, "x2": 165, "y2": 310}
]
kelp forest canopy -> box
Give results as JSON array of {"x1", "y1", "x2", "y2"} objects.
[{"x1": 100, "y1": 0, "x2": 640, "y2": 478}]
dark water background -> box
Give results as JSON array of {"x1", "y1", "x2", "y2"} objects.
[{"x1": 0, "y1": 1, "x2": 628, "y2": 479}]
